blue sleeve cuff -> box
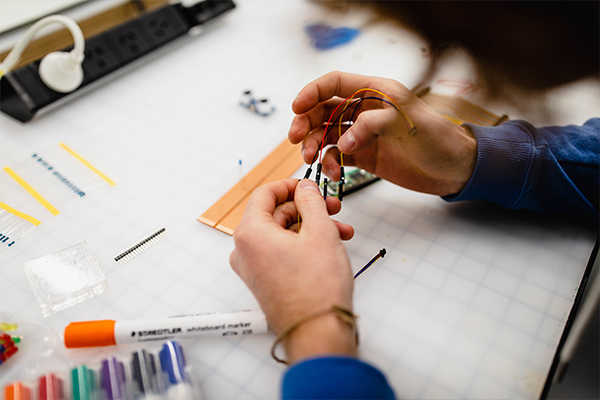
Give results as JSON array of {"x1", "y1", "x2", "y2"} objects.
[
  {"x1": 443, "y1": 119, "x2": 598, "y2": 217},
  {"x1": 282, "y1": 356, "x2": 395, "y2": 399},
  {"x1": 443, "y1": 121, "x2": 535, "y2": 209}
]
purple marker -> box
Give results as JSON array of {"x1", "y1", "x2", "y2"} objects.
[{"x1": 101, "y1": 357, "x2": 127, "y2": 400}]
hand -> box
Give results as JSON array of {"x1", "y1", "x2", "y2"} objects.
[
  {"x1": 288, "y1": 71, "x2": 477, "y2": 196},
  {"x1": 230, "y1": 179, "x2": 356, "y2": 363}
]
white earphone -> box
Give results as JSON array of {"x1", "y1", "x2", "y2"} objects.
[{"x1": 0, "y1": 15, "x2": 85, "y2": 93}]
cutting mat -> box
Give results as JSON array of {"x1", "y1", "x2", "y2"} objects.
[{"x1": 0, "y1": 1, "x2": 597, "y2": 399}]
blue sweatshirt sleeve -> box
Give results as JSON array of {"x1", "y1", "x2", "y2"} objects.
[
  {"x1": 282, "y1": 357, "x2": 395, "y2": 399},
  {"x1": 443, "y1": 118, "x2": 599, "y2": 218}
]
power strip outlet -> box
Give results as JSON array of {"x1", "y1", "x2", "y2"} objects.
[{"x1": 0, "y1": 0, "x2": 235, "y2": 122}]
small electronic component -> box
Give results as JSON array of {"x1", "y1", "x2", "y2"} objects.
[
  {"x1": 325, "y1": 168, "x2": 380, "y2": 198},
  {"x1": 114, "y1": 228, "x2": 168, "y2": 264},
  {"x1": 354, "y1": 248, "x2": 386, "y2": 279},
  {"x1": 0, "y1": 332, "x2": 19, "y2": 365},
  {"x1": 240, "y1": 90, "x2": 275, "y2": 116}
]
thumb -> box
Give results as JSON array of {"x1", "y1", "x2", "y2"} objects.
[
  {"x1": 338, "y1": 107, "x2": 402, "y2": 153},
  {"x1": 294, "y1": 179, "x2": 333, "y2": 234}
]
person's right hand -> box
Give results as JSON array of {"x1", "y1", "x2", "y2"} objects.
[
  {"x1": 288, "y1": 71, "x2": 478, "y2": 197},
  {"x1": 230, "y1": 179, "x2": 356, "y2": 364}
]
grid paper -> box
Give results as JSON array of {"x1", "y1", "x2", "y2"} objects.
[{"x1": 0, "y1": 1, "x2": 597, "y2": 399}]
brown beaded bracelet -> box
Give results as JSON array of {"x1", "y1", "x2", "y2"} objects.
[{"x1": 270, "y1": 305, "x2": 359, "y2": 364}]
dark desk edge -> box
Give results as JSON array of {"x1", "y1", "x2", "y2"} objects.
[{"x1": 541, "y1": 235, "x2": 599, "y2": 399}]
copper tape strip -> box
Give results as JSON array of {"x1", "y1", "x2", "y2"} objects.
[{"x1": 198, "y1": 140, "x2": 304, "y2": 235}]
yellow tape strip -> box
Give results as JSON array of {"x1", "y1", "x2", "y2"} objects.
[
  {"x1": 59, "y1": 143, "x2": 116, "y2": 186},
  {"x1": 3, "y1": 167, "x2": 60, "y2": 216},
  {"x1": 0, "y1": 201, "x2": 41, "y2": 226}
]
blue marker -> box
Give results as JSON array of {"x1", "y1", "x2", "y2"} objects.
[{"x1": 159, "y1": 341, "x2": 196, "y2": 400}]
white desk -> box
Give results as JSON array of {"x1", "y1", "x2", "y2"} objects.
[{"x1": 0, "y1": 1, "x2": 597, "y2": 399}]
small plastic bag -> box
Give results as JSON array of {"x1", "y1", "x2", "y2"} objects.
[{"x1": 23, "y1": 241, "x2": 108, "y2": 317}]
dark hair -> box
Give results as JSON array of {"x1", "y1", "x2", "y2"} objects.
[{"x1": 330, "y1": 1, "x2": 599, "y2": 97}]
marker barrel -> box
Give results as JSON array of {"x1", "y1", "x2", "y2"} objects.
[{"x1": 65, "y1": 309, "x2": 268, "y2": 348}]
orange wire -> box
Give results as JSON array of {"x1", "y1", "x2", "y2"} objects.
[{"x1": 319, "y1": 88, "x2": 414, "y2": 164}]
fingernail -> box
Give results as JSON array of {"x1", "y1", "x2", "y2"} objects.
[
  {"x1": 299, "y1": 179, "x2": 320, "y2": 192},
  {"x1": 339, "y1": 131, "x2": 356, "y2": 152},
  {"x1": 301, "y1": 147, "x2": 306, "y2": 160}
]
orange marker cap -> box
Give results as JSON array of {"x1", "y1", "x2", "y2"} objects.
[{"x1": 64, "y1": 320, "x2": 116, "y2": 348}]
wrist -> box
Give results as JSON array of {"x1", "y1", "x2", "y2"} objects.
[
  {"x1": 443, "y1": 124, "x2": 478, "y2": 196},
  {"x1": 283, "y1": 310, "x2": 357, "y2": 364},
  {"x1": 455, "y1": 125, "x2": 478, "y2": 193}
]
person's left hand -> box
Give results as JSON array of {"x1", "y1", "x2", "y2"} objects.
[{"x1": 230, "y1": 179, "x2": 356, "y2": 363}]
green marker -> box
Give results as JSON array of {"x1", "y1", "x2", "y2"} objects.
[{"x1": 71, "y1": 365, "x2": 96, "y2": 400}]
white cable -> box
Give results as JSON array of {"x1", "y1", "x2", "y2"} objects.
[{"x1": 0, "y1": 15, "x2": 85, "y2": 92}]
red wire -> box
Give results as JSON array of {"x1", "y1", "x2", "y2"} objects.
[
  {"x1": 319, "y1": 93, "x2": 361, "y2": 164},
  {"x1": 318, "y1": 89, "x2": 407, "y2": 163}
]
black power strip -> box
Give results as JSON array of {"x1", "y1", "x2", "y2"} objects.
[{"x1": 0, "y1": 0, "x2": 235, "y2": 122}]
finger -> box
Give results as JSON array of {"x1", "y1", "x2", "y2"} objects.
[
  {"x1": 322, "y1": 148, "x2": 363, "y2": 180},
  {"x1": 292, "y1": 71, "x2": 377, "y2": 114},
  {"x1": 338, "y1": 108, "x2": 401, "y2": 153},
  {"x1": 322, "y1": 147, "x2": 342, "y2": 181},
  {"x1": 292, "y1": 71, "x2": 408, "y2": 114},
  {"x1": 300, "y1": 124, "x2": 351, "y2": 164},
  {"x1": 288, "y1": 98, "x2": 346, "y2": 143},
  {"x1": 291, "y1": 95, "x2": 389, "y2": 145},
  {"x1": 229, "y1": 249, "x2": 240, "y2": 274},
  {"x1": 272, "y1": 200, "x2": 299, "y2": 228},
  {"x1": 294, "y1": 179, "x2": 334, "y2": 235},
  {"x1": 243, "y1": 179, "x2": 299, "y2": 223},
  {"x1": 332, "y1": 219, "x2": 354, "y2": 241},
  {"x1": 300, "y1": 126, "x2": 326, "y2": 164},
  {"x1": 324, "y1": 195, "x2": 342, "y2": 216},
  {"x1": 287, "y1": 222, "x2": 299, "y2": 233},
  {"x1": 272, "y1": 192, "x2": 343, "y2": 228}
]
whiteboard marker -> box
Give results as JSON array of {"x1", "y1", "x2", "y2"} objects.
[{"x1": 64, "y1": 309, "x2": 268, "y2": 348}]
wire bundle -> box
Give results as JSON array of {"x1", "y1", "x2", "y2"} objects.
[
  {"x1": 299, "y1": 89, "x2": 405, "y2": 278},
  {"x1": 302, "y1": 88, "x2": 415, "y2": 200}
]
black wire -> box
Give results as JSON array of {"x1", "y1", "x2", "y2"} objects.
[
  {"x1": 302, "y1": 97, "x2": 397, "y2": 179},
  {"x1": 354, "y1": 248, "x2": 387, "y2": 279},
  {"x1": 305, "y1": 98, "x2": 363, "y2": 176}
]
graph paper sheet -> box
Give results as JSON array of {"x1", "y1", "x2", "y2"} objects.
[{"x1": 0, "y1": 1, "x2": 597, "y2": 399}]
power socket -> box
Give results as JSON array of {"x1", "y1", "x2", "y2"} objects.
[
  {"x1": 138, "y1": 6, "x2": 188, "y2": 47},
  {"x1": 1, "y1": 0, "x2": 235, "y2": 122},
  {"x1": 103, "y1": 23, "x2": 153, "y2": 64},
  {"x1": 81, "y1": 35, "x2": 121, "y2": 84}
]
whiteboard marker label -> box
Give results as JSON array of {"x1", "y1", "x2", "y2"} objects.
[{"x1": 65, "y1": 309, "x2": 268, "y2": 348}]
